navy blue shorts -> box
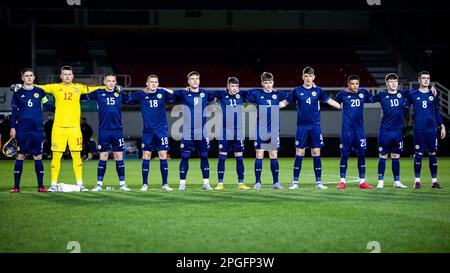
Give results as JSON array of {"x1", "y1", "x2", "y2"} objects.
[
  {"x1": 219, "y1": 140, "x2": 244, "y2": 153},
  {"x1": 16, "y1": 130, "x2": 43, "y2": 156},
  {"x1": 142, "y1": 131, "x2": 169, "y2": 152},
  {"x1": 378, "y1": 129, "x2": 403, "y2": 155},
  {"x1": 340, "y1": 129, "x2": 366, "y2": 152},
  {"x1": 180, "y1": 138, "x2": 210, "y2": 152},
  {"x1": 414, "y1": 131, "x2": 438, "y2": 153},
  {"x1": 295, "y1": 125, "x2": 324, "y2": 149},
  {"x1": 98, "y1": 129, "x2": 125, "y2": 152}
]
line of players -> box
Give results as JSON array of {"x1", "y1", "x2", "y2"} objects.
[{"x1": 8, "y1": 66, "x2": 446, "y2": 192}]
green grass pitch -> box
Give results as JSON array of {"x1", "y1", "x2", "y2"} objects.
[{"x1": 0, "y1": 157, "x2": 449, "y2": 253}]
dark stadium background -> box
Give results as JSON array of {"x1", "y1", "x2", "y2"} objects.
[{"x1": 1, "y1": 0, "x2": 449, "y2": 158}]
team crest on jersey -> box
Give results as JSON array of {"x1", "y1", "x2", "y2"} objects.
[
  {"x1": 378, "y1": 147, "x2": 383, "y2": 152},
  {"x1": 180, "y1": 143, "x2": 185, "y2": 148},
  {"x1": 200, "y1": 93, "x2": 205, "y2": 98},
  {"x1": 429, "y1": 96, "x2": 434, "y2": 101},
  {"x1": 254, "y1": 142, "x2": 257, "y2": 146},
  {"x1": 312, "y1": 91, "x2": 317, "y2": 97},
  {"x1": 359, "y1": 93, "x2": 364, "y2": 99},
  {"x1": 74, "y1": 88, "x2": 79, "y2": 94},
  {"x1": 114, "y1": 92, "x2": 119, "y2": 97},
  {"x1": 415, "y1": 145, "x2": 420, "y2": 150},
  {"x1": 236, "y1": 94, "x2": 240, "y2": 99},
  {"x1": 33, "y1": 93, "x2": 39, "y2": 98},
  {"x1": 272, "y1": 94, "x2": 277, "y2": 100},
  {"x1": 295, "y1": 141, "x2": 299, "y2": 145},
  {"x1": 219, "y1": 144, "x2": 223, "y2": 149},
  {"x1": 98, "y1": 145, "x2": 102, "y2": 150},
  {"x1": 141, "y1": 143, "x2": 145, "y2": 148},
  {"x1": 339, "y1": 144, "x2": 343, "y2": 149},
  {"x1": 157, "y1": 93, "x2": 163, "y2": 99},
  {"x1": 397, "y1": 93, "x2": 402, "y2": 98}
]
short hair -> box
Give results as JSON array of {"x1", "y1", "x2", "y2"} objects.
[
  {"x1": 187, "y1": 71, "x2": 200, "y2": 78},
  {"x1": 347, "y1": 75, "x2": 360, "y2": 82},
  {"x1": 261, "y1": 72, "x2": 274, "y2": 82},
  {"x1": 302, "y1": 67, "x2": 315, "y2": 75},
  {"x1": 385, "y1": 73, "x2": 398, "y2": 82},
  {"x1": 227, "y1": 77, "x2": 239, "y2": 85},
  {"x1": 418, "y1": 71, "x2": 430, "y2": 78},
  {"x1": 21, "y1": 68, "x2": 34, "y2": 76},
  {"x1": 147, "y1": 74, "x2": 158, "y2": 81},
  {"x1": 104, "y1": 72, "x2": 116, "y2": 79},
  {"x1": 60, "y1": 65, "x2": 73, "y2": 73}
]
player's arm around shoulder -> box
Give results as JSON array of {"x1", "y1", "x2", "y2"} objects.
[
  {"x1": 245, "y1": 89, "x2": 260, "y2": 103},
  {"x1": 326, "y1": 89, "x2": 341, "y2": 110},
  {"x1": 160, "y1": 87, "x2": 174, "y2": 94},
  {"x1": 79, "y1": 83, "x2": 105, "y2": 94},
  {"x1": 279, "y1": 90, "x2": 290, "y2": 108},
  {"x1": 35, "y1": 83, "x2": 57, "y2": 94}
]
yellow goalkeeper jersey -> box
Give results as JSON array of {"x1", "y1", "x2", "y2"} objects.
[{"x1": 35, "y1": 83, "x2": 102, "y2": 128}]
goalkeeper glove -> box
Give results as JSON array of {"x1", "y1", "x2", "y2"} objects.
[
  {"x1": 10, "y1": 84, "x2": 23, "y2": 92},
  {"x1": 114, "y1": 85, "x2": 123, "y2": 93}
]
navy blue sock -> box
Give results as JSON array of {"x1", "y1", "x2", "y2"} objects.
[
  {"x1": 293, "y1": 155, "x2": 303, "y2": 183},
  {"x1": 378, "y1": 158, "x2": 387, "y2": 181},
  {"x1": 270, "y1": 159, "x2": 279, "y2": 184},
  {"x1": 254, "y1": 158, "x2": 263, "y2": 184},
  {"x1": 116, "y1": 160, "x2": 125, "y2": 182},
  {"x1": 414, "y1": 153, "x2": 423, "y2": 179},
  {"x1": 200, "y1": 152, "x2": 210, "y2": 179},
  {"x1": 429, "y1": 155, "x2": 438, "y2": 179},
  {"x1": 160, "y1": 159, "x2": 168, "y2": 185},
  {"x1": 340, "y1": 151, "x2": 349, "y2": 179},
  {"x1": 142, "y1": 159, "x2": 150, "y2": 185},
  {"x1": 34, "y1": 160, "x2": 44, "y2": 188},
  {"x1": 14, "y1": 160, "x2": 23, "y2": 188},
  {"x1": 179, "y1": 152, "x2": 190, "y2": 180},
  {"x1": 97, "y1": 160, "x2": 107, "y2": 182},
  {"x1": 392, "y1": 158, "x2": 400, "y2": 181},
  {"x1": 236, "y1": 156, "x2": 245, "y2": 183},
  {"x1": 312, "y1": 156, "x2": 322, "y2": 182},
  {"x1": 357, "y1": 151, "x2": 366, "y2": 179},
  {"x1": 218, "y1": 154, "x2": 227, "y2": 183}
]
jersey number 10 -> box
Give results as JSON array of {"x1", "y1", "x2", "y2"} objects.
[{"x1": 390, "y1": 99, "x2": 399, "y2": 107}]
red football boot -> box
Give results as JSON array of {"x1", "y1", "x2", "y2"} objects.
[
  {"x1": 10, "y1": 187, "x2": 20, "y2": 193},
  {"x1": 38, "y1": 187, "x2": 48, "y2": 192},
  {"x1": 431, "y1": 182, "x2": 443, "y2": 189},
  {"x1": 359, "y1": 182, "x2": 374, "y2": 189},
  {"x1": 337, "y1": 182, "x2": 346, "y2": 190}
]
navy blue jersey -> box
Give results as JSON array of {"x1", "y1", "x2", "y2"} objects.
[
  {"x1": 86, "y1": 89, "x2": 127, "y2": 130},
  {"x1": 334, "y1": 88, "x2": 372, "y2": 131},
  {"x1": 371, "y1": 90, "x2": 408, "y2": 130},
  {"x1": 129, "y1": 89, "x2": 173, "y2": 133},
  {"x1": 406, "y1": 89, "x2": 443, "y2": 133},
  {"x1": 173, "y1": 88, "x2": 215, "y2": 139},
  {"x1": 212, "y1": 89, "x2": 248, "y2": 139},
  {"x1": 11, "y1": 86, "x2": 46, "y2": 132},
  {"x1": 247, "y1": 89, "x2": 288, "y2": 134},
  {"x1": 288, "y1": 86, "x2": 330, "y2": 126}
]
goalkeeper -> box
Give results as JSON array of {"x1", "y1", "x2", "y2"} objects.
[{"x1": 13, "y1": 65, "x2": 105, "y2": 191}]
